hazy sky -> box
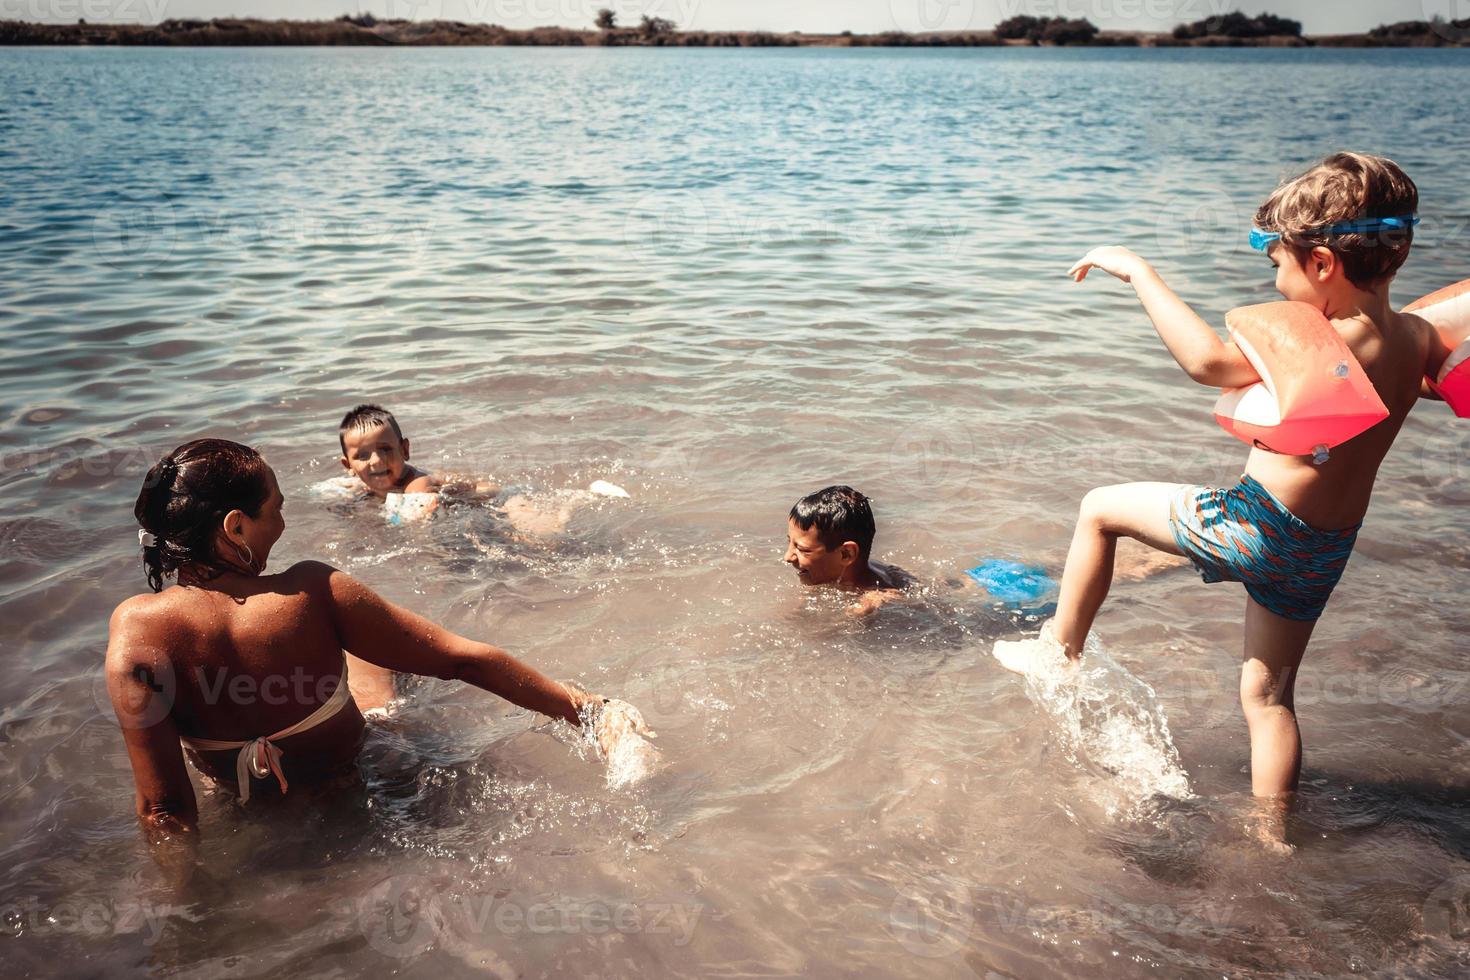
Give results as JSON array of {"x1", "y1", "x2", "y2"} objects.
[{"x1": 20, "y1": 0, "x2": 1451, "y2": 34}]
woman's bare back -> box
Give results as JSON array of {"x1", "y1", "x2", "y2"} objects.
[{"x1": 115, "y1": 562, "x2": 367, "y2": 786}]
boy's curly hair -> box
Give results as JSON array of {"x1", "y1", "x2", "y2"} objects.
[{"x1": 1254, "y1": 152, "x2": 1417, "y2": 288}]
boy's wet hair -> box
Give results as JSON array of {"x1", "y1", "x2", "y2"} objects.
[
  {"x1": 338, "y1": 403, "x2": 404, "y2": 454},
  {"x1": 789, "y1": 485, "x2": 876, "y2": 560},
  {"x1": 135, "y1": 439, "x2": 273, "y2": 593},
  {"x1": 1254, "y1": 151, "x2": 1418, "y2": 288}
]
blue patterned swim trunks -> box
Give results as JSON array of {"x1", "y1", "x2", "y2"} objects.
[{"x1": 1168, "y1": 474, "x2": 1360, "y2": 622}]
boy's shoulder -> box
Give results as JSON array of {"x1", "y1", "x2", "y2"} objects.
[{"x1": 401, "y1": 469, "x2": 440, "y2": 494}]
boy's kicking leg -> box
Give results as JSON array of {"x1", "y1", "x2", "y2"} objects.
[
  {"x1": 1052, "y1": 482, "x2": 1187, "y2": 657},
  {"x1": 996, "y1": 482, "x2": 1185, "y2": 673}
]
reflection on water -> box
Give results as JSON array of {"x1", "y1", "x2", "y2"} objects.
[{"x1": 1, "y1": 45, "x2": 1468, "y2": 979}]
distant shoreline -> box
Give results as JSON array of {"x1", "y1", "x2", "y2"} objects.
[{"x1": 2, "y1": 17, "x2": 1467, "y2": 48}]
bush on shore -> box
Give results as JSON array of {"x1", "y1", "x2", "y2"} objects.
[
  {"x1": 1172, "y1": 11, "x2": 1302, "y2": 40},
  {"x1": 996, "y1": 15, "x2": 1099, "y2": 45}
]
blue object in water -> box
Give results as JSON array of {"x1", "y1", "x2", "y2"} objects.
[{"x1": 964, "y1": 559, "x2": 1057, "y2": 606}]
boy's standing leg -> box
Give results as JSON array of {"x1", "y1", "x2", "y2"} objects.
[{"x1": 1240, "y1": 599, "x2": 1316, "y2": 796}]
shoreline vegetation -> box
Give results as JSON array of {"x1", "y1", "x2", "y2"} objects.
[{"x1": 2, "y1": 11, "x2": 1468, "y2": 48}]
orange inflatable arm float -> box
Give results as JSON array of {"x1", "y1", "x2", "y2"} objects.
[
  {"x1": 1404, "y1": 279, "x2": 1470, "y2": 418},
  {"x1": 1213, "y1": 301, "x2": 1389, "y2": 460}
]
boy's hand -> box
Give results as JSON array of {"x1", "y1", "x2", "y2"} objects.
[{"x1": 1068, "y1": 246, "x2": 1148, "y2": 284}]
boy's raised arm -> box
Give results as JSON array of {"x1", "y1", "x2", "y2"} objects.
[{"x1": 1069, "y1": 246, "x2": 1262, "y2": 389}]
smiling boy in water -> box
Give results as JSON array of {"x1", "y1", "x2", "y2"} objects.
[
  {"x1": 337, "y1": 404, "x2": 626, "y2": 534},
  {"x1": 338, "y1": 403, "x2": 438, "y2": 499},
  {"x1": 993, "y1": 153, "x2": 1453, "y2": 841},
  {"x1": 784, "y1": 485, "x2": 911, "y2": 616}
]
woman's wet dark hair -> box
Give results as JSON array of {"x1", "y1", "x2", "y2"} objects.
[{"x1": 134, "y1": 439, "x2": 272, "y2": 592}]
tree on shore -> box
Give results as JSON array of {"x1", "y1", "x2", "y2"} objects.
[
  {"x1": 595, "y1": 8, "x2": 616, "y2": 30},
  {"x1": 1173, "y1": 11, "x2": 1302, "y2": 40},
  {"x1": 640, "y1": 15, "x2": 675, "y2": 37},
  {"x1": 996, "y1": 14, "x2": 1098, "y2": 45}
]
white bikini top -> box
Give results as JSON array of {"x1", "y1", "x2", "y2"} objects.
[{"x1": 179, "y1": 670, "x2": 354, "y2": 804}]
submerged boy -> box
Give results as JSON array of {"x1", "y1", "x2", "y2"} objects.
[
  {"x1": 784, "y1": 485, "x2": 910, "y2": 615},
  {"x1": 994, "y1": 152, "x2": 1452, "y2": 840}
]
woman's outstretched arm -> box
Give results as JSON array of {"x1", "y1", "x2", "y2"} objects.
[{"x1": 314, "y1": 562, "x2": 588, "y2": 725}]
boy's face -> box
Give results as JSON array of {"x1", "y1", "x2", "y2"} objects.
[
  {"x1": 1269, "y1": 244, "x2": 1334, "y2": 304},
  {"x1": 784, "y1": 518, "x2": 857, "y2": 586},
  {"x1": 340, "y1": 423, "x2": 411, "y2": 495}
]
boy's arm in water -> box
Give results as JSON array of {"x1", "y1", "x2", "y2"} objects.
[
  {"x1": 316, "y1": 563, "x2": 652, "y2": 751},
  {"x1": 105, "y1": 600, "x2": 200, "y2": 883},
  {"x1": 846, "y1": 562, "x2": 912, "y2": 617},
  {"x1": 1069, "y1": 246, "x2": 1262, "y2": 388}
]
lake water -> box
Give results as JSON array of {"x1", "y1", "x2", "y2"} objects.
[{"x1": 2, "y1": 45, "x2": 1468, "y2": 978}]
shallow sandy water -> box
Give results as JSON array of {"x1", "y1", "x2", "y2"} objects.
[{"x1": 1, "y1": 45, "x2": 1468, "y2": 978}]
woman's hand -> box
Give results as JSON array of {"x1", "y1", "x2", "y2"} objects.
[{"x1": 1068, "y1": 246, "x2": 1149, "y2": 284}]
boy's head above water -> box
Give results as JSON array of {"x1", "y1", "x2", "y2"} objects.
[
  {"x1": 785, "y1": 485, "x2": 877, "y2": 587},
  {"x1": 338, "y1": 403, "x2": 423, "y2": 496},
  {"x1": 1254, "y1": 151, "x2": 1417, "y2": 303}
]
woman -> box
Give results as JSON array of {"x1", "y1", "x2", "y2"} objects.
[{"x1": 106, "y1": 438, "x2": 653, "y2": 860}]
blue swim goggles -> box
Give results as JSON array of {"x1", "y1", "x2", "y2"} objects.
[{"x1": 1249, "y1": 214, "x2": 1419, "y2": 253}]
